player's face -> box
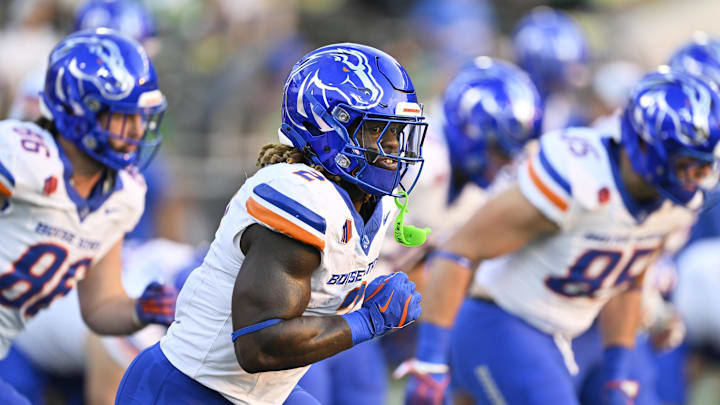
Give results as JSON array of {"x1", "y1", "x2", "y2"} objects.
[
  {"x1": 99, "y1": 111, "x2": 145, "y2": 153},
  {"x1": 672, "y1": 155, "x2": 717, "y2": 191},
  {"x1": 485, "y1": 140, "x2": 513, "y2": 181},
  {"x1": 357, "y1": 120, "x2": 402, "y2": 171}
]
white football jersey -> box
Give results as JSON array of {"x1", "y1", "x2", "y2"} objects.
[
  {"x1": 0, "y1": 120, "x2": 145, "y2": 357},
  {"x1": 470, "y1": 127, "x2": 695, "y2": 338},
  {"x1": 13, "y1": 238, "x2": 197, "y2": 374},
  {"x1": 161, "y1": 162, "x2": 397, "y2": 405}
]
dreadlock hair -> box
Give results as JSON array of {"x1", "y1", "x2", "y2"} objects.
[
  {"x1": 256, "y1": 143, "x2": 374, "y2": 211},
  {"x1": 256, "y1": 143, "x2": 342, "y2": 183}
]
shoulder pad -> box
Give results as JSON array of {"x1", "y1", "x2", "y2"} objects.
[
  {"x1": 0, "y1": 120, "x2": 62, "y2": 198},
  {"x1": 518, "y1": 128, "x2": 611, "y2": 227},
  {"x1": 243, "y1": 163, "x2": 332, "y2": 251}
]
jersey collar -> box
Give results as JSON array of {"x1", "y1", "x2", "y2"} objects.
[
  {"x1": 55, "y1": 137, "x2": 124, "y2": 222},
  {"x1": 331, "y1": 182, "x2": 385, "y2": 255}
]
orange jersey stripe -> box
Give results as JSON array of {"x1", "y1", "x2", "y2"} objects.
[
  {"x1": 246, "y1": 197, "x2": 325, "y2": 251},
  {"x1": 527, "y1": 158, "x2": 569, "y2": 212},
  {"x1": 0, "y1": 182, "x2": 11, "y2": 197}
]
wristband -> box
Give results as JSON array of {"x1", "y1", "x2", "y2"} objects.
[
  {"x1": 427, "y1": 250, "x2": 474, "y2": 271},
  {"x1": 603, "y1": 346, "x2": 632, "y2": 381},
  {"x1": 416, "y1": 322, "x2": 451, "y2": 364},
  {"x1": 342, "y1": 308, "x2": 374, "y2": 345}
]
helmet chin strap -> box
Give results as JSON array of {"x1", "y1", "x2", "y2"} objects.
[{"x1": 393, "y1": 190, "x2": 431, "y2": 247}]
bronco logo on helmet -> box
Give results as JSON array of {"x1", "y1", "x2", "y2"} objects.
[{"x1": 286, "y1": 47, "x2": 384, "y2": 133}]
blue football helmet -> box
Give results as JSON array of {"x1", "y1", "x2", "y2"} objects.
[
  {"x1": 74, "y1": 0, "x2": 156, "y2": 44},
  {"x1": 512, "y1": 7, "x2": 589, "y2": 97},
  {"x1": 621, "y1": 69, "x2": 720, "y2": 205},
  {"x1": 280, "y1": 43, "x2": 427, "y2": 197},
  {"x1": 668, "y1": 33, "x2": 720, "y2": 89},
  {"x1": 443, "y1": 57, "x2": 542, "y2": 193},
  {"x1": 40, "y1": 28, "x2": 166, "y2": 170}
]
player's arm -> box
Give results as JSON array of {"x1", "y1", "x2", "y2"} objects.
[
  {"x1": 398, "y1": 184, "x2": 558, "y2": 404},
  {"x1": 598, "y1": 284, "x2": 645, "y2": 403},
  {"x1": 421, "y1": 183, "x2": 558, "y2": 327},
  {"x1": 77, "y1": 239, "x2": 140, "y2": 335},
  {"x1": 231, "y1": 224, "x2": 350, "y2": 373},
  {"x1": 77, "y1": 238, "x2": 177, "y2": 335},
  {"x1": 232, "y1": 224, "x2": 420, "y2": 373}
]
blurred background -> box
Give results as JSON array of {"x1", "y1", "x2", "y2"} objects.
[
  {"x1": 2, "y1": 1, "x2": 720, "y2": 404},
  {"x1": 2, "y1": 0, "x2": 718, "y2": 246}
]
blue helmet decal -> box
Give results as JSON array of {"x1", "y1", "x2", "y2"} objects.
[
  {"x1": 281, "y1": 43, "x2": 427, "y2": 197},
  {"x1": 442, "y1": 57, "x2": 542, "y2": 194},
  {"x1": 668, "y1": 34, "x2": 720, "y2": 90},
  {"x1": 53, "y1": 35, "x2": 137, "y2": 102},
  {"x1": 621, "y1": 69, "x2": 720, "y2": 205},
  {"x1": 74, "y1": 0, "x2": 156, "y2": 44},
  {"x1": 41, "y1": 28, "x2": 166, "y2": 171},
  {"x1": 512, "y1": 7, "x2": 589, "y2": 97}
]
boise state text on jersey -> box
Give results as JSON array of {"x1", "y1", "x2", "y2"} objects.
[
  {"x1": 0, "y1": 120, "x2": 145, "y2": 357},
  {"x1": 160, "y1": 162, "x2": 397, "y2": 405},
  {"x1": 471, "y1": 127, "x2": 695, "y2": 340}
]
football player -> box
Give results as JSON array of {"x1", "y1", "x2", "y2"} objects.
[
  {"x1": 394, "y1": 56, "x2": 543, "y2": 405},
  {"x1": 0, "y1": 29, "x2": 175, "y2": 404},
  {"x1": 0, "y1": 239, "x2": 202, "y2": 404},
  {"x1": 115, "y1": 43, "x2": 425, "y2": 404},
  {"x1": 512, "y1": 7, "x2": 593, "y2": 132},
  {"x1": 299, "y1": 56, "x2": 543, "y2": 405},
  {"x1": 402, "y1": 69, "x2": 720, "y2": 405}
]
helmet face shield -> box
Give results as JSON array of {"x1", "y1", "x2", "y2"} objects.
[
  {"x1": 339, "y1": 105, "x2": 427, "y2": 197},
  {"x1": 621, "y1": 70, "x2": 720, "y2": 206},
  {"x1": 668, "y1": 150, "x2": 720, "y2": 193},
  {"x1": 95, "y1": 104, "x2": 165, "y2": 169},
  {"x1": 280, "y1": 43, "x2": 427, "y2": 197},
  {"x1": 42, "y1": 29, "x2": 166, "y2": 171}
]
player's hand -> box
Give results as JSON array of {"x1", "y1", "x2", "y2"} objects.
[
  {"x1": 394, "y1": 358, "x2": 450, "y2": 405},
  {"x1": 361, "y1": 272, "x2": 422, "y2": 337},
  {"x1": 649, "y1": 306, "x2": 685, "y2": 351},
  {"x1": 134, "y1": 281, "x2": 178, "y2": 327},
  {"x1": 602, "y1": 380, "x2": 638, "y2": 405},
  {"x1": 342, "y1": 273, "x2": 422, "y2": 345}
]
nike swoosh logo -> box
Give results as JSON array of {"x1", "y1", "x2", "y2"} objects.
[
  {"x1": 379, "y1": 291, "x2": 394, "y2": 313},
  {"x1": 383, "y1": 212, "x2": 391, "y2": 225}
]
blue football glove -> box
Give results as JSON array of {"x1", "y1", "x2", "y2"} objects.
[
  {"x1": 395, "y1": 322, "x2": 452, "y2": 405},
  {"x1": 602, "y1": 346, "x2": 638, "y2": 405},
  {"x1": 134, "y1": 281, "x2": 178, "y2": 327},
  {"x1": 342, "y1": 272, "x2": 422, "y2": 345}
]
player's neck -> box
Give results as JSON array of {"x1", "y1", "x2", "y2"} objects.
[
  {"x1": 338, "y1": 181, "x2": 373, "y2": 218},
  {"x1": 57, "y1": 137, "x2": 105, "y2": 199},
  {"x1": 619, "y1": 147, "x2": 660, "y2": 204}
]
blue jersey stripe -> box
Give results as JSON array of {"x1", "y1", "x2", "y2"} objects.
[
  {"x1": 253, "y1": 183, "x2": 326, "y2": 234},
  {"x1": 538, "y1": 148, "x2": 571, "y2": 195},
  {"x1": 0, "y1": 160, "x2": 15, "y2": 187}
]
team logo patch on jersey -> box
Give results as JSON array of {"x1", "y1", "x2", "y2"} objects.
[
  {"x1": 43, "y1": 176, "x2": 58, "y2": 195},
  {"x1": 598, "y1": 187, "x2": 610, "y2": 205},
  {"x1": 341, "y1": 219, "x2": 353, "y2": 244}
]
